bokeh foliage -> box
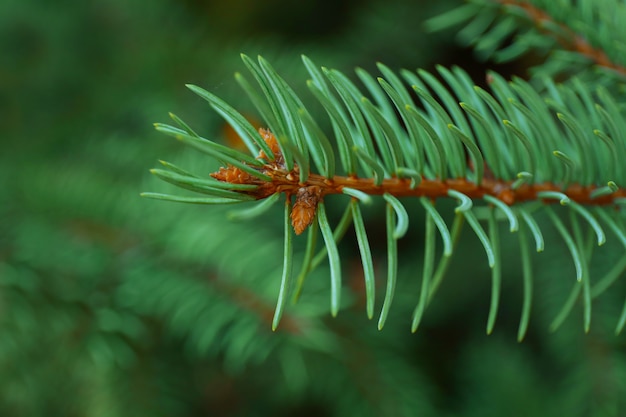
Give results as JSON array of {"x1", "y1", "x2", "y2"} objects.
[{"x1": 2, "y1": 0, "x2": 625, "y2": 416}]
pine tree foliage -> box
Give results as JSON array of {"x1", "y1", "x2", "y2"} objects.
[
  {"x1": 146, "y1": 1, "x2": 626, "y2": 336},
  {"x1": 426, "y1": 0, "x2": 626, "y2": 81},
  {"x1": 5, "y1": 0, "x2": 626, "y2": 416}
]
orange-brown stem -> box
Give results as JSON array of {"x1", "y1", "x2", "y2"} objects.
[
  {"x1": 211, "y1": 129, "x2": 623, "y2": 234},
  {"x1": 497, "y1": 0, "x2": 626, "y2": 76},
  {"x1": 212, "y1": 130, "x2": 623, "y2": 206},
  {"x1": 247, "y1": 168, "x2": 624, "y2": 206}
]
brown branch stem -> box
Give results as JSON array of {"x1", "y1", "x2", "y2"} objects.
[
  {"x1": 211, "y1": 129, "x2": 623, "y2": 234},
  {"x1": 250, "y1": 168, "x2": 624, "y2": 206},
  {"x1": 497, "y1": 0, "x2": 626, "y2": 76}
]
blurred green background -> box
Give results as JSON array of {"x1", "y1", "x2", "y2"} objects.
[{"x1": 2, "y1": 0, "x2": 625, "y2": 416}]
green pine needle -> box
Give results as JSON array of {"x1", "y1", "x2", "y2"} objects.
[
  {"x1": 378, "y1": 202, "x2": 398, "y2": 330},
  {"x1": 272, "y1": 200, "x2": 294, "y2": 331},
  {"x1": 317, "y1": 202, "x2": 342, "y2": 317}
]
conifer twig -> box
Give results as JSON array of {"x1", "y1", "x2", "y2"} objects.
[{"x1": 497, "y1": 0, "x2": 626, "y2": 76}]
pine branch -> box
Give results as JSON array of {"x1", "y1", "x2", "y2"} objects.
[
  {"x1": 144, "y1": 4, "x2": 626, "y2": 335},
  {"x1": 496, "y1": 0, "x2": 626, "y2": 76},
  {"x1": 426, "y1": 0, "x2": 626, "y2": 79}
]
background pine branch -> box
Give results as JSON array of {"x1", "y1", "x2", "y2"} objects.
[{"x1": 3, "y1": 0, "x2": 626, "y2": 416}]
